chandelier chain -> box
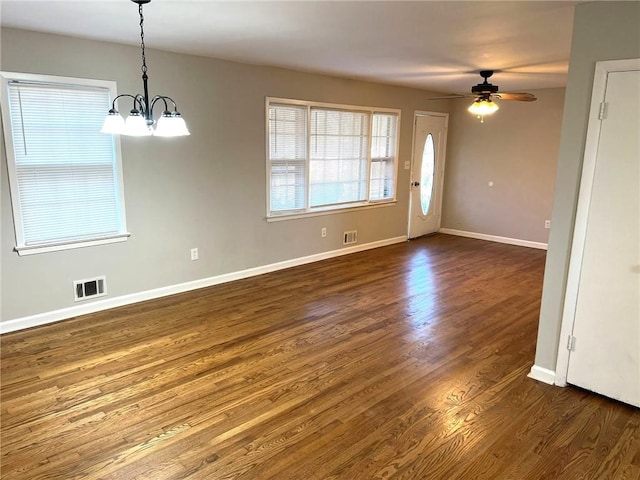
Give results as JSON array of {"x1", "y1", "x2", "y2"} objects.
[{"x1": 139, "y1": 4, "x2": 147, "y2": 75}]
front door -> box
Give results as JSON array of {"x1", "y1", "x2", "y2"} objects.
[{"x1": 408, "y1": 113, "x2": 448, "y2": 239}]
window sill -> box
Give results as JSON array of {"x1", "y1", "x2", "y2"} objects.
[
  {"x1": 15, "y1": 233, "x2": 131, "y2": 256},
  {"x1": 266, "y1": 200, "x2": 397, "y2": 222}
]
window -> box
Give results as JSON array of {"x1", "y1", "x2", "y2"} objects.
[
  {"x1": 420, "y1": 133, "x2": 436, "y2": 216},
  {"x1": 370, "y1": 113, "x2": 399, "y2": 201},
  {"x1": 267, "y1": 98, "x2": 400, "y2": 217},
  {"x1": 1, "y1": 72, "x2": 129, "y2": 255}
]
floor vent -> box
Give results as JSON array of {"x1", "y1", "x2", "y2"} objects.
[
  {"x1": 343, "y1": 230, "x2": 358, "y2": 245},
  {"x1": 74, "y1": 276, "x2": 107, "y2": 302}
]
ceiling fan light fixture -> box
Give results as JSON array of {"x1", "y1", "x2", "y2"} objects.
[
  {"x1": 468, "y1": 98, "x2": 499, "y2": 116},
  {"x1": 429, "y1": 71, "x2": 535, "y2": 122}
]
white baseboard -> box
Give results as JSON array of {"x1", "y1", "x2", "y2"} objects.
[
  {"x1": 527, "y1": 365, "x2": 557, "y2": 385},
  {"x1": 439, "y1": 228, "x2": 548, "y2": 250},
  {"x1": 1, "y1": 236, "x2": 407, "y2": 334}
]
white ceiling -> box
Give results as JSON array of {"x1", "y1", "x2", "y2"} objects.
[{"x1": 0, "y1": 0, "x2": 577, "y2": 95}]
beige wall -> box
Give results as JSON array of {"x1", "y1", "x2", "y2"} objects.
[
  {"x1": 1, "y1": 24, "x2": 566, "y2": 327},
  {"x1": 1, "y1": 27, "x2": 452, "y2": 322},
  {"x1": 534, "y1": 1, "x2": 640, "y2": 371},
  {"x1": 442, "y1": 88, "x2": 564, "y2": 243}
]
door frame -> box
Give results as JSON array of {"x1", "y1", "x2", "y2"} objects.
[
  {"x1": 407, "y1": 110, "x2": 449, "y2": 239},
  {"x1": 554, "y1": 58, "x2": 640, "y2": 386}
]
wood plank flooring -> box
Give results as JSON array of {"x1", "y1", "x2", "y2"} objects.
[{"x1": 1, "y1": 234, "x2": 639, "y2": 479}]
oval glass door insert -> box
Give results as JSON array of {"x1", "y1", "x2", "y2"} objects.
[{"x1": 420, "y1": 133, "x2": 435, "y2": 215}]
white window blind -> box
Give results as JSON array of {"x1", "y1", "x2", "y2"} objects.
[
  {"x1": 310, "y1": 109, "x2": 370, "y2": 207},
  {"x1": 267, "y1": 98, "x2": 400, "y2": 217},
  {"x1": 268, "y1": 103, "x2": 307, "y2": 212},
  {"x1": 2, "y1": 74, "x2": 128, "y2": 253},
  {"x1": 370, "y1": 113, "x2": 399, "y2": 201}
]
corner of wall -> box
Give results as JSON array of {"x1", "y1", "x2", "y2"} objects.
[{"x1": 527, "y1": 365, "x2": 557, "y2": 385}]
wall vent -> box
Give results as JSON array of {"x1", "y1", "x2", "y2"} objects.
[
  {"x1": 74, "y1": 276, "x2": 107, "y2": 302},
  {"x1": 343, "y1": 230, "x2": 358, "y2": 245}
]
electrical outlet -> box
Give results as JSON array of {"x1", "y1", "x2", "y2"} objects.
[
  {"x1": 191, "y1": 248, "x2": 199, "y2": 261},
  {"x1": 321, "y1": 227, "x2": 327, "y2": 238},
  {"x1": 544, "y1": 220, "x2": 551, "y2": 229}
]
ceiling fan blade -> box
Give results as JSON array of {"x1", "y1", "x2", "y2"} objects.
[
  {"x1": 494, "y1": 92, "x2": 537, "y2": 102},
  {"x1": 428, "y1": 94, "x2": 474, "y2": 100}
]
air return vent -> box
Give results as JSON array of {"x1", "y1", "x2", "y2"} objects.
[
  {"x1": 343, "y1": 230, "x2": 358, "y2": 245},
  {"x1": 74, "y1": 276, "x2": 106, "y2": 302}
]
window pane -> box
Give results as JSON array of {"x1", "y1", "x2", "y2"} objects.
[
  {"x1": 269, "y1": 104, "x2": 307, "y2": 161},
  {"x1": 369, "y1": 158, "x2": 395, "y2": 201},
  {"x1": 5, "y1": 79, "x2": 126, "y2": 247},
  {"x1": 16, "y1": 164, "x2": 119, "y2": 244},
  {"x1": 268, "y1": 104, "x2": 307, "y2": 211},
  {"x1": 420, "y1": 133, "x2": 436, "y2": 215},
  {"x1": 266, "y1": 99, "x2": 400, "y2": 217},
  {"x1": 310, "y1": 108, "x2": 369, "y2": 207},
  {"x1": 270, "y1": 160, "x2": 306, "y2": 212},
  {"x1": 370, "y1": 113, "x2": 398, "y2": 201}
]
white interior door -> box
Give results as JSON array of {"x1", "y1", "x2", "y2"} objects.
[
  {"x1": 562, "y1": 62, "x2": 640, "y2": 407},
  {"x1": 408, "y1": 113, "x2": 448, "y2": 239}
]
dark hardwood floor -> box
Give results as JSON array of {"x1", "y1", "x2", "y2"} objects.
[{"x1": 2, "y1": 234, "x2": 639, "y2": 479}]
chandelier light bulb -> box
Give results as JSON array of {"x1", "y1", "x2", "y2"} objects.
[
  {"x1": 124, "y1": 110, "x2": 153, "y2": 136},
  {"x1": 101, "y1": 109, "x2": 125, "y2": 134},
  {"x1": 154, "y1": 111, "x2": 191, "y2": 137}
]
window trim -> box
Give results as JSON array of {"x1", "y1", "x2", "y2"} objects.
[
  {"x1": 0, "y1": 71, "x2": 130, "y2": 256},
  {"x1": 265, "y1": 97, "x2": 401, "y2": 219},
  {"x1": 265, "y1": 199, "x2": 397, "y2": 223}
]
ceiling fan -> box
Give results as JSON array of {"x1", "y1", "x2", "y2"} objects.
[{"x1": 430, "y1": 70, "x2": 537, "y2": 121}]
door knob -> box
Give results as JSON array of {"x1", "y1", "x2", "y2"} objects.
[{"x1": 411, "y1": 181, "x2": 420, "y2": 187}]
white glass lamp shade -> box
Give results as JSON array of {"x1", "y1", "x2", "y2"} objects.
[
  {"x1": 468, "y1": 99, "x2": 499, "y2": 116},
  {"x1": 101, "y1": 110, "x2": 125, "y2": 134},
  {"x1": 123, "y1": 110, "x2": 153, "y2": 136},
  {"x1": 153, "y1": 112, "x2": 190, "y2": 137}
]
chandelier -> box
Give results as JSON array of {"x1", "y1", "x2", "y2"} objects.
[{"x1": 101, "y1": 0, "x2": 190, "y2": 137}]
